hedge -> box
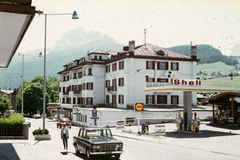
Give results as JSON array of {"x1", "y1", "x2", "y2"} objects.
[{"x1": 0, "y1": 114, "x2": 25, "y2": 125}]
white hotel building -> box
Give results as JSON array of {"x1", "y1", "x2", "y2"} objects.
[{"x1": 57, "y1": 40, "x2": 199, "y2": 125}]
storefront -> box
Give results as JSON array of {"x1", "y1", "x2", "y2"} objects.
[{"x1": 202, "y1": 92, "x2": 240, "y2": 125}]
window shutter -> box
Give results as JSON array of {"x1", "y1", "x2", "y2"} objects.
[
  {"x1": 177, "y1": 63, "x2": 179, "y2": 71},
  {"x1": 146, "y1": 95, "x2": 148, "y2": 104},
  {"x1": 157, "y1": 95, "x2": 160, "y2": 104},
  {"x1": 177, "y1": 96, "x2": 179, "y2": 104},
  {"x1": 123, "y1": 95, "x2": 124, "y2": 104},
  {"x1": 122, "y1": 61, "x2": 124, "y2": 69},
  {"x1": 146, "y1": 78, "x2": 149, "y2": 82},
  {"x1": 152, "y1": 61, "x2": 155, "y2": 69},
  {"x1": 166, "y1": 62, "x2": 168, "y2": 70},
  {"x1": 118, "y1": 78, "x2": 120, "y2": 86},
  {"x1": 106, "y1": 66, "x2": 108, "y2": 73},
  {"x1": 152, "y1": 95, "x2": 155, "y2": 104},
  {"x1": 119, "y1": 62, "x2": 121, "y2": 70},
  {"x1": 112, "y1": 64, "x2": 114, "y2": 71},
  {"x1": 171, "y1": 62, "x2": 173, "y2": 70},
  {"x1": 69, "y1": 86, "x2": 71, "y2": 91},
  {"x1": 157, "y1": 62, "x2": 160, "y2": 70},
  {"x1": 106, "y1": 80, "x2": 107, "y2": 88},
  {"x1": 153, "y1": 78, "x2": 155, "y2": 82},
  {"x1": 118, "y1": 95, "x2": 120, "y2": 103},
  {"x1": 166, "y1": 79, "x2": 169, "y2": 83},
  {"x1": 91, "y1": 83, "x2": 93, "y2": 90},
  {"x1": 146, "y1": 61, "x2": 148, "y2": 69},
  {"x1": 59, "y1": 87, "x2": 61, "y2": 92},
  {"x1": 157, "y1": 78, "x2": 160, "y2": 82},
  {"x1": 171, "y1": 96, "x2": 173, "y2": 104},
  {"x1": 91, "y1": 98, "x2": 93, "y2": 105},
  {"x1": 122, "y1": 78, "x2": 124, "y2": 86}
]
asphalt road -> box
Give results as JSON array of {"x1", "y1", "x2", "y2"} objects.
[{"x1": 3, "y1": 118, "x2": 240, "y2": 160}]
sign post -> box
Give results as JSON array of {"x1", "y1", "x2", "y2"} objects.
[
  {"x1": 134, "y1": 102, "x2": 144, "y2": 134},
  {"x1": 91, "y1": 104, "x2": 98, "y2": 125}
]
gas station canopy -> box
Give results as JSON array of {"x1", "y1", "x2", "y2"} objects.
[{"x1": 0, "y1": 0, "x2": 36, "y2": 68}]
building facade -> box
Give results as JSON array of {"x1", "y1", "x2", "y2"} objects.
[{"x1": 57, "y1": 41, "x2": 198, "y2": 122}]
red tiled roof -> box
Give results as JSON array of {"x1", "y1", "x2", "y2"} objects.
[{"x1": 134, "y1": 43, "x2": 191, "y2": 59}]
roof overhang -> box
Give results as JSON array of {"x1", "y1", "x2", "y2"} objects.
[
  {"x1": 0, "y1": 1, "x2": 36, "y2": 68},
  {"x1": 144, "y1": 85, "x2": 234, "y2": 92}
]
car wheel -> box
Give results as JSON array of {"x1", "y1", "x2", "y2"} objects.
[
  {"x1": 75, "y1": 145, "x2": 79, "y2": 154},
  {"x1": 86, "y1": 148, "x2": 92, "y2": 160},
  {"x1": 115, "y1": 154, "x2": 121, "y2": 159}
]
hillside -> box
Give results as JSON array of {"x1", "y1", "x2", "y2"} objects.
[
  {"x1": 168, "y1": 45, "x2": 238, "y2": 66},
  {"x1": 0, "y1": 27, "x2": 123, "y2": 89}
]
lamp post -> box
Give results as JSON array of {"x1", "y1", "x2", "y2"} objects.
[
  {"x1": 38, "y1": 10, "x2": 78, "y2": 129},
  {"x1": 7, "y1": 77, "x2": 11, "y2": 110}
]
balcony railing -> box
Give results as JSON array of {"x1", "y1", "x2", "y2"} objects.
[
  {"x1": 73, "y1": 90, "x2": 82, "y2": 94},
  {"x1": 63, "y1": 91, "x2": 69, "y2": 95},
  {"x1": 146, "y1": 82, "x2": 171, "y2": 88},
  {"x1": 107, "y1": 86, "x2": 117, "y2": 92}
]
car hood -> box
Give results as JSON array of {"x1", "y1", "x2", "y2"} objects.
[{"x1": 89, "y1": 137, "x2": 122, "y2": 144}]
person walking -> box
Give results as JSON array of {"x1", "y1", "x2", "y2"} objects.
[{"x1": 61, "y1": 123, "x2": 69, "y2": 150}]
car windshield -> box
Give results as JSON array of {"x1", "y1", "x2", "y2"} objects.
[
  {"x1": 87, "y1": 129, "x2": 112, "y2": 139},
  {"x1": 62, "y1": 118, "x2": 70, "y2": 122}
]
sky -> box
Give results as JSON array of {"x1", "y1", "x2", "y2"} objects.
[{"x1": 17, "y1": 0, "x2": 240, "y2": 56}]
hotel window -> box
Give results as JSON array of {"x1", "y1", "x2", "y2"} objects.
[
  {"x1": 73, "y1": 73, "x2": 77, "y2": 79},
  {"x1": 157, "y1": 95, "x2": 167, "y2": 104},
  {"x1": 73, "y1": 98, "x2": 76, "y2": 104},
  {"x1": 112, "y1": 79, "x2": 117, "y2": 91},
  {"x1": 119, "y1": 95, "x2": 124, "y2": 104},
  {"x1": 94, "y1": 55, "x2": 97, "y2": 59},
  {"x1": 171, "y1": 62, "x2": 179, "y2": 71},
  {"x1": 88, "y1": 68, "x2": 92, "y2": 75},
  {"x1": 106, "y1": 80, "x2": 110, "y2": 88},
  {"x1": 157, "y1": 62, "x2": 168, "y2": 70},
  {"x1": 63, "y1": 76, "x2": 66, "y2": 81},
  {"x1": 171, "y1": 95, "x2": 179, "y2": 104},
  {"x1": 99, "y1": 56, "x2": 102, "y2": 60},
  {"x1": 106, "y1": 65, "x2": 110, "y2": 73},
  {"x1": 62, "y1": 98, "x2": 65, "y2": 104},
  {"x1": 87, "y1": 97, "x2": 93, "y2": 105},
  {"x1": 78, "y1": 72, "x2": 82, "y2": 78},
  {"x1": 106, "y1": 95, "x2": 109, "y2": 103},
  {"x1": 67, "y1": 76, "x2": 69, "y2": 81},
  {"x1": 146, "y1": 61, "x2": 155, "y2": 69},
  {"x1": 119, "y1": 61, "x2": 124, "y2": 70},
  {"x1": 82, "y1": 83, "x2": 85, "y2": 90},
  {"x1": 118, "y1": 78, "x2": 124, "y2": 86},
  {"x1": 146, "y1": 95, "x2": 154, "y2": 104},
  {"x1": 83, "y1": 98, "x2": 85, "y2": 105},
  {"x1": 157, "y1": 78, "x2": 168, "y2": 83},
  {"x1": 112, "y1": 63, "x2": 117, "y2": 71},
  {"x1": 87, "y1": 83, "x2": 93, "y2": 90},
  {"x1": 146, "y1": 78, "x2": 155, "y2": 82}
]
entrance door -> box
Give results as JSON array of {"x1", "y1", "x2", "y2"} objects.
[{"x1": 112, "y1": 95, "x2": 116, "y2": 108}]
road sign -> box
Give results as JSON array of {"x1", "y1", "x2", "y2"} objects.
[
  {"x1": 90, "y1": 117, "x2": 99, "y2": 119},
  {"x1": 92, "y1": 110, "x2": 97, "y2": 117},
  {"x1": 134, "y1": 102, "x2": 144, "y2": 112},
  {"x1": 92, "y1": 104, "x2": 97, "y2": 110}
]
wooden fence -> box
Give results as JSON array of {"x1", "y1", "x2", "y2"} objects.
[{"x1": 0, "y1": 124, "x2": 23, "y2": 136}]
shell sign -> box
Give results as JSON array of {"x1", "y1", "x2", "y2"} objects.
[{"x1": 135, "y1": 102, "x2": 144, "y2": 112}]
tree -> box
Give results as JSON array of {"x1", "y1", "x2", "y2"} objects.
[
  {"x1": 0, "y1": 94, "x2": 10, "y2": 116},
  {"x1": 17, "y1": 75, "x2": 59, "y2": 114}
]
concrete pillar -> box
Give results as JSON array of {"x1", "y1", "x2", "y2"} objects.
[
  {"x1": 183, "y1": 91, "x2": 192, "y2": 131},
  {"x1": 50, "y1": 109, "x2": 52, "y2": 117},
  {"x1": 23, "y1": 123, "x2": 29, "y2": 139}
]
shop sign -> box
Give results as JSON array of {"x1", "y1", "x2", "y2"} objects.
[
  {"x1": 154, "y1": 125, "x2": 166, "y2": 136},
  {"x1": 134, "y1": 102, "x2": 144, "y2": 112},
  {"x1": 173, "y1": 79, "x2": 201, "y2": 86}
]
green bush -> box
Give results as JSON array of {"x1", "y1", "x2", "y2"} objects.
[
  {"x1": 0, "y1": 113, "x2": 25, "y2": 125},
  {"x1": 32, "y1": 128, "x2": 49, "y2": 135}
]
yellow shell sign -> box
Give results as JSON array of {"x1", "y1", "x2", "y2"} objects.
[{"x1": 135, "y1": 103, "x2": 144, "y2": 112}]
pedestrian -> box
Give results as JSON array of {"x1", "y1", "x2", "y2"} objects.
[{"x1": 61, "y1": 123, "x2": 69, "y2": 150}]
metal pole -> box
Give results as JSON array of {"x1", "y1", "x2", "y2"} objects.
[
  {"x1": 43, "y1": 14, "x2": 47, "y2": 130},
  {"x1": 22, "y1": 55, "x2": 24, "y2": 115},
  {"x1": 10, "y1": 77, "x2": 11, "y2": 110}
]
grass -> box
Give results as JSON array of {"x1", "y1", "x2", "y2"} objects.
[{"x1": 202, "y1": 76, "x2": 240, "y2": 92}]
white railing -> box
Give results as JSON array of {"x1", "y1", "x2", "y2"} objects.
[{"x1": 146, "y1": 82, "x2": 171, "y2": 88}]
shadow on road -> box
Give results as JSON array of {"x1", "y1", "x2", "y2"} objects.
[
  {"x1": 72, "y1": 152, "x2": 121, "y2": 160},
  {"x1": 0, "y1": 143, "x2": 20, "y2": 160},
  {"x1": 166, "y1": 130, "x2": 239, "y2": 139},
  {"x1": 207, "y1": 123, "x2": 240, "y2": 130}
]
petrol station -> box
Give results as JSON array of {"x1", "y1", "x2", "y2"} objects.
[{"x1": 145, "y1": 79, "x2": 234, "y2": 132}]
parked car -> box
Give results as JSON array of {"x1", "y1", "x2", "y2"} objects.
[
  {"x1": 32, "y1": 114, "x2": 41, "y2": 119},
  {"x1": 57, "y1": 118, "x2": 72, "y2": 129},
  {"x1": 73, "y1": 127, "x2": 123, "y2": 160}
]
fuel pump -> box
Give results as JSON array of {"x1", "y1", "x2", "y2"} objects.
[
  {"x1": 176, "y1": 111, "x2": 183, "y2": 130},
  {"x1": 191, "y1": 112, "x2": 200, "y2": 132}
]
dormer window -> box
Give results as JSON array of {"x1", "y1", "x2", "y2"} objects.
[
  {"x1": 157, "y1": 50, "x2": 165, "y2": 55},
  {"x1": 94, "y1": 55, "x2": 97, "y2": 59}
]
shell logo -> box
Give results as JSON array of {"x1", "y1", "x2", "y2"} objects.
[{"x1": 135, "y1": 102, "x2": 144, "y2": 112}]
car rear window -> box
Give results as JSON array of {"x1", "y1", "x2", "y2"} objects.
[{"x1": 62, "y1": 118, "x2": 70, "y2": 121}]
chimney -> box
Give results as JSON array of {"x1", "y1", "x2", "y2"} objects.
[
  {"x1": 129, "y1": 40, "x2": 135, "y2": 56},
  {"x1": 191, "y1": 45, "x2": 197, "y2": 60}
]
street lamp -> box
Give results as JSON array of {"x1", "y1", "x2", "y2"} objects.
[
  {"x1": 18, "y1": 53, "x2": 42, "y2": 115},
  {"x1": 38, "y1": 10, "x2": 78, "y2": 129}
]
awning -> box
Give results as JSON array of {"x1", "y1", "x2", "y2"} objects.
[{"x1": 0, "y1": 0, "x2": 36, "y2": 68}]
